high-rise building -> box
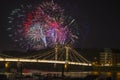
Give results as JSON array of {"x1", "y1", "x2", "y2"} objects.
[{"x1": 99, "y1": 48, "x2": 113, "y2": 66}]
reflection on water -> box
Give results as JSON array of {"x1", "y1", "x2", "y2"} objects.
[
  {"x1": 117, "y1": 72, "x2": 120, "y2": 79},
  {"x1": 0, "y1": 71, "x2": 120, "y2": 80},
  {"x1": 92, "y1": 71, "x2": 120, "y2": 80}
]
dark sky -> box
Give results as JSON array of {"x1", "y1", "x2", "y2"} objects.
[{"x1": 0, "y1": 0, "x2": 120, "y2": 51}]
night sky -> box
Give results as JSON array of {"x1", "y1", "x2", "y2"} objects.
[{"x1": 0, "y1": 0, "x2": 120, "y2": 51}]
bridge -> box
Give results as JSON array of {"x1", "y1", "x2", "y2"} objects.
[{"x1": 0, "y1": 45, "x2": 92, "y2": 66}]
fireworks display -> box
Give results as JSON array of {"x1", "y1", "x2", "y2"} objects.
[{"x1": 7, "y1": 1, "x2": 79, "y2": 50}]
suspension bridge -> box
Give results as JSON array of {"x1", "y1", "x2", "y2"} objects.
[{"x1": 0, "y1": 45, "x2": 92, "y2": 66}]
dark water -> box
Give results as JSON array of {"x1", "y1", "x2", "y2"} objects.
[{"x1": 0, "y1": 71, "x2": 120, "y2": 80}]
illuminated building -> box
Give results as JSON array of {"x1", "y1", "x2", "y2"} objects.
[
  {"x1": 100, "y1": 48, "x2": 113, "y2": 66},
  {"x1": 113, "y1": 53, "x2": 120, "y2": 66}
]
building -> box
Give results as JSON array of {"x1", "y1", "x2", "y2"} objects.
[
  {"x1": 99, "y1": 48, "x2": 113, "y2": 66},
  {"x1": 113, "y1": 53, "x2": 120, "y2": 66}
]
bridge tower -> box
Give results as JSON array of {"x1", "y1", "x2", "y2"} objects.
[
  {"x1": 54, "y1": 43, "x2": 58, "y2": 68},
  {"x1": 65, "y1": 45, "x2": 69, "y2": 69}
]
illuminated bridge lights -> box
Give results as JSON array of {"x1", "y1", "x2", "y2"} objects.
[{"x1": 0, "y1": 58, "x2": 91, "y2": 66}]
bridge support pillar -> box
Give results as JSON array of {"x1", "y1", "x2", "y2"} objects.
[
  {"x1": 17, "y1": 62, "x2": 23, "y2": 76},
  {"x1": 61, "y1": 64, "x2": 65, "y2": 78}
]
